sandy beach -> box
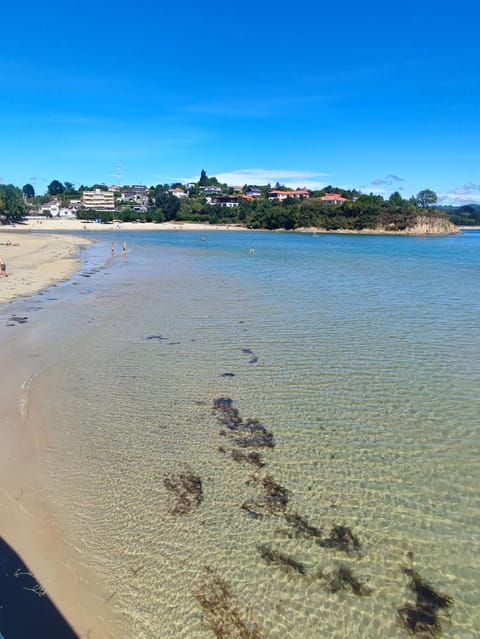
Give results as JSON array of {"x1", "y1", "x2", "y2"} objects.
[
  {"x1": 0, "y1": 229, "x2": 90, "y2": 304},
  {"x1": 0, "y1": 226, "x2": 123, "y2": 635}
]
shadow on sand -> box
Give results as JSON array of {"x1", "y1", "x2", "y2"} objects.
[{"x1": 0, "y1": 536, "x2": 78, "y2": 638}]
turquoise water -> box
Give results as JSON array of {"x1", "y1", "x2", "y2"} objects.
[{"x1": 13, "y1": 230, "x2": 480, "y2": 638}]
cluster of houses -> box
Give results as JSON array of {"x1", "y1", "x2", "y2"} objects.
[
  {"x1": 206, "y1": 186, "x2": 349, "y2": 209},
  {"x1": 32, "y1": 183, "x2": 349, "y2": 217}
]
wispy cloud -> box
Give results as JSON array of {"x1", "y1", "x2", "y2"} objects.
[
  {"x1": 371, "y1": 174, "x2": 406, "y2": 186},
  {"x1": 439, "y1": 182, "x2": 480, "y2": 205},
  {"x1": 175, "y1": 168, "x2": 329, "y2": 189}
]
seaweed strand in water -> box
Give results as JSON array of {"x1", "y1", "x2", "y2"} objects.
[
  {"x1": 317, "y1": 524, "x2": 362, "y2": 555},
  {"x1": 398, "y1": 568, "x2": 453, "y2": 638},
  {"x1": 284, "y1": 512, "x2": 323, "y2": 540},
  {"x1": 245, "y1": 474, "x2": 289, "y2": 515},
  {"x1": 163, "y1": 472, "x2": 203, "y2": 515},
  {"x1": 195, "y1": 567, "x2": 263, "y2": 639},
  {"x1": 213, "y1": 398, "x2": 275, "y2": 448},
  {"x1": 323, "y1": 564, "x2": 371, "y2": 597},
  {"x1": 257, "y1": 544, "x2": 306, "y2": 575}
]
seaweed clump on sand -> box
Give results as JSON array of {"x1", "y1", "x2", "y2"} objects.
[
  {"x1": 258, "y1": 544, "x2": 306, "y2": 576},
  {"x1": 317, "y1": 525, "x2": 362, "y2": 555},
  {"x1": 195, "y1": 567, "x2": 263, "y2": 639},
  {"x1": 398, "y1": 568, "x2": 453, "y2": 638},
  {"x1": 163, "y1": 472, "x2": 203, "y2": 515},
  {"x1": 213, "y1": 398, "x2": 275, "y2": 448},
  {"x1": 231, "y1": 449, "x2": 266, "y2": 468},
  {"x1": 322, "y1": 564, "x2": 371, "y2": 597},
  {"x1": 246, "y1": 474, "x2": 289, "y2": 515},
  {"x1": 284, "y1": 512, "x2": 323, "y2": 540}
]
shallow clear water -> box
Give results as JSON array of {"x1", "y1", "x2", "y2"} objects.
[{"x1": 23, "y1": 230, "x2": 480, "y2": 637}]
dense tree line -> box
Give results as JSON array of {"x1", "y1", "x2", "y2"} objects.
[
  {"x1": 0, "y1": 185, "x2": 27, "y2": 224},
  {"x1": 445, "y1": 205, "x2": 480, "y2": 226}
]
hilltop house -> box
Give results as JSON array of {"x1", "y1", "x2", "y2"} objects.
[
  {"x1": 320, "y1": 193, "x2": 348, "y2": 204},
  {"x1": 268, "y1": 189, "x2": 311, "y2": 201},
  {"x1": 168, "y1": 187, "x2": 188, "y2": 198}
]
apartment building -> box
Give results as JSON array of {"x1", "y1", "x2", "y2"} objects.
[{"x1": 82, "y1": 189, "x2": 115, "y2": 210}]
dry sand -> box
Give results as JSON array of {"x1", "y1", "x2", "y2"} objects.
[
  {"x1": 0, "y1": 229, "x2": 90, "y2": 304},
  {"x1": 20, "y1": 218, "x2": 250, "y2": 232}
]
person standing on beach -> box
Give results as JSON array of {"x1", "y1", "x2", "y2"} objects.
[
  {"x1": 111, "y1": 241, "x2": 115, "y2": 255},
  {"x1": 122, "y1": 242, "x2": 127, "y2": 254},
  {"x1": 0, "y1": 258, "x2": 7, "y2": 277}
]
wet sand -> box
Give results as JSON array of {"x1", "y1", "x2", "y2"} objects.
[{"x1": 0, "y1": 231, "x2": 124, "y2": 636}]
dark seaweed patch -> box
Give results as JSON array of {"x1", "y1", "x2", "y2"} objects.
[
  {"x1": 284, "y1": 512, "x2": 323, "y2": 540},
  {"x1": 213, "y1": 399, "x2": 275, "y2": 448},
  {"x1": 248, "y1": 357, "x2": 258, "y2": 364},
  {"x1": 245, "y1": 474, "x2": 289, "y2": 515},
  {"x1": 221, "y1": 372, "x2": 235, "y2": 377},
  {"x1": 317, "y1": 525, "x2": 362, "y2": 555},
  {"x1": 398, "y1": 569, "x2": 453, "y2": 638},
  {"x1": 240, "y1": 501, "x2": 263, "y2": 520},
  {"x1": 323, "y1": 564, "x2": 371, "y2": 596},
  {"x1": 9, "y1": 316, "x2": 28, "y2": 324},
  {"x1": 213, "y1": 397, "x2": 233, "y2": 410},
  {"x1": 231, "y1": 449, "x2": 265, "y2": 468},
  {"x1": 195, "y1": 567, "x2": 263, "y2": 639},
  {"x1": 258, "y1": 544, "x2": 306, "y2": 575},
  {"x1": 163, "y1": 472, "x2": 203, "y2": 515},
  {"x1": 241, "y1": 348, "x2": 253, "y2": 354},
  {"x1": 144, "y1": 334, "x2": 168, "y2": 340}
]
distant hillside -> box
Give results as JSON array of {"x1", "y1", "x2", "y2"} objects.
[{"x1": 441, "y1": 204, "x2": 480, "y2": 226}]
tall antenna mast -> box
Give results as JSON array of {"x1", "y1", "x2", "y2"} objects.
[{"x1": 116, "y1": 162, "x2": 122, "y2": 188}]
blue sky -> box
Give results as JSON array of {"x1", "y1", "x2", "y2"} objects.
[{"x1": 1, "y1": 0, "x2": 479, "y2": 203}]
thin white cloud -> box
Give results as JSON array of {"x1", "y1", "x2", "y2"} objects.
[
  {"x1": 176, "y1": 168, "x2": 329, "y2": 189},
  {"x1": 439, "y1": 182, "x2": 480, "y2": 205}
]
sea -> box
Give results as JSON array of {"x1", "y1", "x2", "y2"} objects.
[{"x1": 2, "y1": 229, "x2": 479, "y2": 638}]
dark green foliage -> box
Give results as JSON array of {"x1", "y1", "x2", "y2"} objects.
[
  {"x1": 195, "y1": 567, "x2": 263, "y2": 638},
  {"x1": 416, "y1": 189, "x2": 438, "y2": 208},
  {"x1": 447, "y1": 204, "x2": 480, "y2": 226},
  {"x1": 0, "y1": 185, "x2": 27, "y2": 223},
  {"x1": 22, "y1": 183, "x2": 35, "y2": 199},
  {"x1": 398, "y1": 569, "x2": 453, "y2": 638},
  {"x1": 151, "y1": 190, "x2": 181, "y2": 220},
  {"x1": 257, "y1": 544, "x2": 306, "y2": 575},
  {"x1": 163, "y1": 472, "x2": 203, "y2": 515},
  {"x1": 47, "y1": 179, "x2": 65, "y2": 195}
]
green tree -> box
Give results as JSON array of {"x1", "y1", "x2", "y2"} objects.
[
  {"x1": 416, "y1": 189, "x2": 438, "y2": 208},
  {"x1": 47, "y1": 179, "x2": 65, "y2": 196},
  {"x1": 198, "y1": 169, "x2": 208, "y2": 186},
  {"x1": 388, "y1": 191, "x2": 404, "y2": 206},
  {"x1": 22, "y1": 183, "x2": 35, "y2": 199},
  {"x1": 0, "y1": 185, "x2": 27, "y2": 223}
]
